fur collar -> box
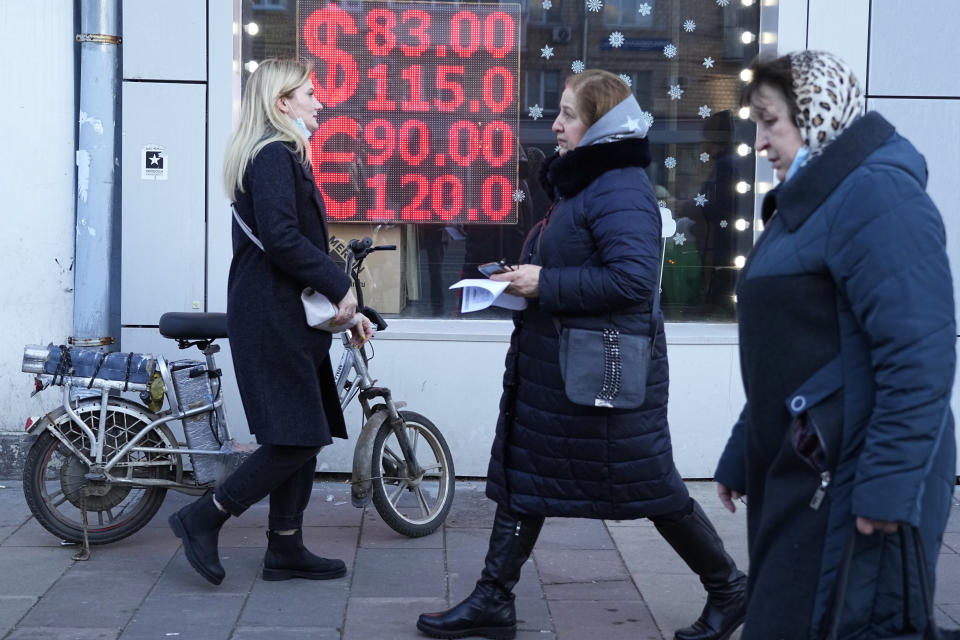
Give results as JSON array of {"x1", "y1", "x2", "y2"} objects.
[{"x1": 540, "y1": 138, "x2": 651, "y2": 199}]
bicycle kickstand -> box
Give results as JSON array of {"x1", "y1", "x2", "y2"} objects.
[{"x1": 73, "y1": 497, "x2": 91, "y2": 561}]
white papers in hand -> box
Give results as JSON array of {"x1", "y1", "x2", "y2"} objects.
[{"x1": 449, "y1": 279, "x2": 528, "y2": 313}]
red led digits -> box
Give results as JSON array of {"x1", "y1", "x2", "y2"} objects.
[
  {"x1": 435, "y1": 65, "x2": 465, "y2": 112},
  {"x1": 483, "y1": 67, "x2": 514, "y2": 113},
  {"x1": 448, "y1": 121, "x2": 480, "y2": 167},
  {"x1": 400, "y1": 174, "x2": 431, "y2": 221},
  {"x1": 481, "y1": 175, "x2": 512, "y2": 220},
  {"x1": 303, "y1": 6, "x2": 358, "y2": 107},
  {"x1": 399, "y1": 9, "x2": 431, "y2": 56},
  {"x1": 398, "y1": 120, "x2": 430, "y2": 165},
  {"x1": 400, "y1": 66, "x2": 431, "y2": 112},
  {"x1": 449, "y1": 11, "x2": 481, "y2": 57},
  {"x1": 482, "y1": 121, "x2": 514, "y2": 168},
  {"x1": 366, "y1": 174, "x2": 394, "y2": 220},
  {"x1": 483, "y1": 13, "x2": 516, "y2": 59},
  {"x1": 302, "y1": 1, "x2": 521, "y2": 223},
  {"x1": 364, "y1": 119, "x2": 395, "y2": 165},
  {"x1": 432, "y1": 175, "x2": 464, "y2": 221},
  {"x1": 365, "y1": 9, "x2": 397, "y2": 56}
]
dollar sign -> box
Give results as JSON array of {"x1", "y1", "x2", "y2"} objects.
[{"x1": 303, "y1": 6, "x2": 358, "y2": 107}]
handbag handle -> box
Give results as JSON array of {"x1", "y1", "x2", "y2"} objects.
[{"x1": 825, "y1": 525, "x2": 940, "y2": 640}]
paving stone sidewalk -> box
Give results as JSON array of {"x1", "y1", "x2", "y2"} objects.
[{"x1": 0, "y1": 480, "x2": 956, "y2": 640}]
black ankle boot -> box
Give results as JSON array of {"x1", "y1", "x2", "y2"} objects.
[
  {"x1": 168, "y1": 493, "x2": 230, "y2": 585},
  {"x1": 262, "y1": 529, "x2": 346, "y2": 581},
  {"x1": 417, "y1": 505, "x2": 543, "y2": 640},
  {"x1": 653, "y1": 499, "x2": 747, "y2": 640}
]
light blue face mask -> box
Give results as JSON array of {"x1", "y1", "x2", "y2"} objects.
[
  {"x1": 293, "y1": 116, "x2": 312, "y2": 140},
  {"x1": 784, "y1": 145, "x2": 810, "y2": 183}
]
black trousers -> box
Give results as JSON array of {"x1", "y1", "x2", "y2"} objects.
[{"x1": 214, "y1": 444, "x2": 321, "y2": 531}]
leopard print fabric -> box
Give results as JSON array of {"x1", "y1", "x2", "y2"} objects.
[{"x1": 789, "y1": 50, "x2": 865, "y2": 158}]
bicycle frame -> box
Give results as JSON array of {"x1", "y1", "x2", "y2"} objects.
[{"x1": 26, "y1": 345, "x2": 233, "y2": 493}]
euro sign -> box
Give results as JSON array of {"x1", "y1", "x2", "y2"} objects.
[{"x1": 303, "y1": 6, "x2": 359, "y2": 108}]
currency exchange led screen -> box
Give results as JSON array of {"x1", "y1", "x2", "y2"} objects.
[{"x1": 299, "y1": 1, "x2": 522, "y2": 225}]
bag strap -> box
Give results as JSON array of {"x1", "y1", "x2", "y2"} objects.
[
  {"x1": 825, "y1": 525, "x2": 940, "y2": 640},
  {"x1": 232, "y1": 203, "x2": 264, "y2": 251}
]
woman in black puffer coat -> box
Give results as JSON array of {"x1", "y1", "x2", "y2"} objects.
[{"x1": 417, "y1": 70, "x2": 746, "y2": 640}]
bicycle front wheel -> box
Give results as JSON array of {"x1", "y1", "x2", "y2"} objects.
[{"x1": 371, "y1": 411, "x2": 455, "y2": 537}]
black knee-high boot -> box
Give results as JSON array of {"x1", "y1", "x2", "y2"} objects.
[
  {"x1": 417, "y1": 504, "x2": 544, "y2": 640},
  {"x1": 652, "y1": 499, "x2": 747, "y2": 640}
]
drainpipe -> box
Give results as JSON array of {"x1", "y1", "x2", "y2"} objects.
[{"x1": 73, "y1": 0, "x2": 121, "y2": 352}]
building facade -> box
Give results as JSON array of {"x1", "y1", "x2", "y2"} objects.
[{"x1": 1, "y1": 0, "x2": 958, "y2": 478}]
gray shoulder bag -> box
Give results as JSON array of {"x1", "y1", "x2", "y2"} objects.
[{"x1": 555, "y1": 238, "x2": 663, "y2": 410}]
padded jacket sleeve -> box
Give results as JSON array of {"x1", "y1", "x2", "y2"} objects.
[{"x1": 825, "y1": 165, "x2": 955, "y2": 527}]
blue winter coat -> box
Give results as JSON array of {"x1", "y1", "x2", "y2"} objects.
[
  {"x1": 485, "y1": 138, "x2": 690, "y2": 520},
  {"x1": 228, "y1": 141, "x2": 353, "y2": 447},
  {"x1": 715, "y1": 113, "x2": 956, "y2": 639}
]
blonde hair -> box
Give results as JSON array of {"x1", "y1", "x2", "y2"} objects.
[
  {"x1": 565, "y1": 69, "x2": 631, "y2": 127},
  {"x1": 223, "y1": 59, "x2": 313, "y2": 200}
]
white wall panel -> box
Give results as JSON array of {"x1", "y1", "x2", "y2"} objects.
[
  {"x1": 121, "y1": 83, "x2": 206, "y2": 325},
  {"x1": 0, "y1": 1, "x2": 77, "y2": 431},
  {"x1": 807, "y1": 0, "x2": 869, "y2": 90},
  {"x1": 869, "y1": 0, "x2": 960, "y2": 97},
  {"x1": 123, "y1": 0, "x2": 207, "y2": 81},
  {"x1": 775, "y1": 0, "x2": 808, "y2": 55}
]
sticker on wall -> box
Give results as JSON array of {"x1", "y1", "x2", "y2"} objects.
[{"x1": 141, "y1": 145, "x2": 168, "y2": 181}]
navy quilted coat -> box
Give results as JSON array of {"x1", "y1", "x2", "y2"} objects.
[
  {"x1": 228, "y1": 141, "x2": 353, "y2": 447},
  {"x1": 484, "y1": 138, "x2": 690, "y2": 520},
  {"x1": 715, "y1": 113, "x2": 956, "y2": 639}
]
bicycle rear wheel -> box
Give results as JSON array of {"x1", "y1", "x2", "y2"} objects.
[
  {"x1": 23, "y1": 400, "x2": 178, "y2": 544},
  {"x1": 371, "y1": 411, "x2": 455, "y2": 537}
]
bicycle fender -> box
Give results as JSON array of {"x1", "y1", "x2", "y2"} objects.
[{"x1": 350, "y1": 402, "x2": 406, "y2": 508}]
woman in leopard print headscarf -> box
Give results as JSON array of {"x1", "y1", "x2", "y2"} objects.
[{"x1": 715, "y1": 50, "x2": 956, "y2": 640}]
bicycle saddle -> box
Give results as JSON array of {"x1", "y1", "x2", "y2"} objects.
[{"x1": 159, "y1": 312, "x2": 228, "y2": 340}]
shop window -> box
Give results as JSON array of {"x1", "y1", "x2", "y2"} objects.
[{"x1": 240, "y1": 0, "x2": 765, "y2": 322}]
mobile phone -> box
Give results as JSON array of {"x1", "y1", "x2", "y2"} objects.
[{"x1": 478, "y1": 261, "x2": 509, "y2": 278}]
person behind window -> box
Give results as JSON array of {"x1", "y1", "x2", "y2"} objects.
[
  {"x1": 168, "y1": 59, "x2": 372, "y2": 586},
  {"x1": 417, "y1": 69, "x2": 746, "y2": 640},
  {"x1": 714, "y1": 51, "x2": 956, "y2": 639}
]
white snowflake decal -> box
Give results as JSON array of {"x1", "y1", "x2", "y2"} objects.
[
  {"x1": 609, "y1": 31, "x2": 625, "y2": 48},
  {"x1": 698, "y1": 104, "x2": 712, "y2": 119},
  {"x1": 683, "y1": 19, "x2": 696, "y2": 32},
  {"x1": 639, "y1": 110, "x2": 654, "y2": 128},
  {"x1": 618, "y1": 73, "x2": 632, "y2": 87},
  {"x1": 542, "y1": 0, "x2": 552, "y2": 9},
  {"x1": 716, "y1": 0, "x2": 730, "y2": 6},
  {"x1": 554, "y1": 145, "x2": 561, "y2": 153},
  {"x1": 571, "y1": 59, "x2": 585, "y2": 74},
  {"x1": 673, "y1": 232, "x2": 687, "y2": 247},
  {"x1": 512, "y1": 189, "x2": 526, "y2": 203},
  {"x1": 528, "y1": 104, "x2": 544, "y2": 120},
  {"x1": 667, "y1": 84, "x2": 684, "y2": 100},
  {"x1": 720, "y1": 220, "x2": 728, "y2": 228},
  {"x1": 540, "y1": 45, "x2": 554, "y2": 59},
  {"x1": 664, "y1": 156, "x2": 677, "y2": 169},
  {"x1": 694, "y1": 193, "x2": 708, "y2": 207},
  {"x1": 700, "y1": 152, "x2": 711, "y2": 163},
  {"x1": 637, "y1": 2, "x2": 652, "y2": 16},
  {"x1": 664, "y1": 44, "x2": 678, "y2": 59},
  {"x1": 703, "y1": 57, "x2": 715, "y2": 69},
  {"x1": 586, "y1": 0, "x2": 603, "y2": 12}
]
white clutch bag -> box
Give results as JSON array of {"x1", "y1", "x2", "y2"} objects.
[
  {"x1": 233, "y1": 204, "x2": 358, "y2": 333},
  {"x1": 302, "y1": 288, "x2": 359, "y2": 332}
]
